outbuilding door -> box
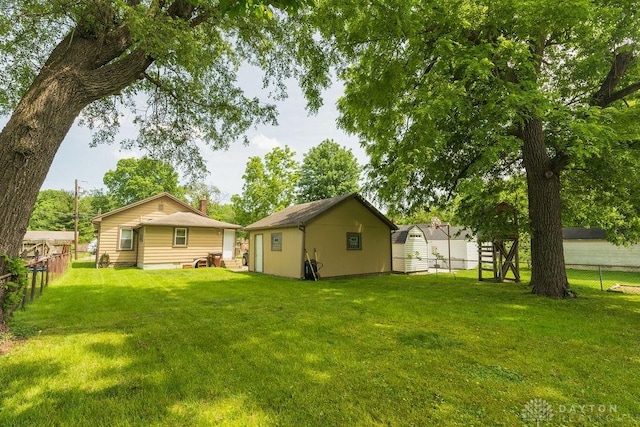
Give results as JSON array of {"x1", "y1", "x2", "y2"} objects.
[{"x1": 254, "y1": 234, "x2": 264, "y2": 273}]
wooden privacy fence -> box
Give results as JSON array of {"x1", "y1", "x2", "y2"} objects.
[{"x1": 0, "y1": 253, "x2": 70, "y2": 313}]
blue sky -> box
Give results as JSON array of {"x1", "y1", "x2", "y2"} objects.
[{"x1": 11, "y1": 69, "x2": 367, "y2": 203}]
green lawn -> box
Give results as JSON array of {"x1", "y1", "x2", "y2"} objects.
[{"x1": 1, "y1": 263, "x2": 639, "y2": 426}]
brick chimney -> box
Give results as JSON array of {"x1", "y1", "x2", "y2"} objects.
[{"x1": 199, "y1": 199, "x2": 207, "y2": 215}]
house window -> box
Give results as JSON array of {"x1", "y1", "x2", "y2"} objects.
[
  {"x1": 409, "y1": 233, "x2": 423, "y2": 238},
  {"x1": 271, "y1": 232, "x2": 282, "y2": 251},
  {"x1": 347, "y1": 232, "x2": 362, "y2": 250},
  {"x1": 119, "y1": 228, "x2": 133, "y2": 250},
  {"x1": 174, "y1": 228, "x2": 188, "y2": 246}
]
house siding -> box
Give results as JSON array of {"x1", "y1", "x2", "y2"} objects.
[
  {"x1": 96, "y1": 196, "x2": 201, "y2": 267},
  {"x1": 564, "y1": 240, "x2": 640, "y2": 267},
  {"x1": 137, "y1": 226, "x2": 222, "y2": 268},
  {"x1": 428, "y1": 239, "x2": 478, "y2": 270},
  {"x1": 392, "y1": 243, "x2": 406, "y2": 272},
  {"x1": 249, "y1": 228, "x2": 304, "y2": 278},
  {"x1": 305, "y1": 198, "x2": 392, "y2": 278},
  {"x1": 138, "y1": 226, "x2": 146, "y2": 265}
]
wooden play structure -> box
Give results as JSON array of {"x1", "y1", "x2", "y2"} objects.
[{"x1": 478, "y1": 202, "x2": 521, "y2": 283}]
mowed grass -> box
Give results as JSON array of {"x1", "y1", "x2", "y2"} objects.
[{"x1": 1, "y1": 263, "x2": 639, "y2": 426}]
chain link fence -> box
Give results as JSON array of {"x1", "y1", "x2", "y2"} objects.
[
  {"x1": 393, "y1": 258, "x2": 640, "y2": 294},
  {"x1": 566, "y1": 264, "x2": 640, "y2": 293}
]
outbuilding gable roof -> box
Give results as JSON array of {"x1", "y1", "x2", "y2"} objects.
[
  {"x1": 391, "y1": 225, "x2": 428, "y2": 244},
  {"x1": 244, "y1": 193, "x2": 398, "y2": 231},
  {"x1": 392, "y1": 224, "x2": 475, "y2": 243},
  {"x1": 91, "y1": 192, "x2": 205, "y2": 223},
  {"x1": 418, "y1": 224, "x2": 474, "y2": 241},
  {"x1": 138, "y1": 212, "x2": 242, "y2": 229}
]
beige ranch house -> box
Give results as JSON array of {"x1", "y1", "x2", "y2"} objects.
[
  {"x1": 92, "y1": 192, "x2": 242, "y2": 269},
  {"x1": 245, "y1": 193, "x2": 398, "y2": 279}
]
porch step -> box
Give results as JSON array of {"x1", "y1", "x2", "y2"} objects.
[{"x1": 221, "y1": 259, "x2": 244, "y2": 270}]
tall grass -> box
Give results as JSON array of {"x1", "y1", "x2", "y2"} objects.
[{"x1": 1, "y1": 262, "x2": 638, "y2": 426}]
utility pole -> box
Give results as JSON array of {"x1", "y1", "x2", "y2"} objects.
[
  {"x1": 430, "y1": 217, "x2": 452, "y2": 273},
  {"x1": 446, "y1": 223, "x2": 451, "y2": 273},
  {"x1": 74, "y1": 179, "x2": 79, "y2": 260}
]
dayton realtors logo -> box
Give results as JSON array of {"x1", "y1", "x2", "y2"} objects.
[
  {"x1": 521, "y1": 399, "x2": 635, "y2": 425},
  {"x1": 521, "y1": 399, "x2": 554, "y2": 425}
]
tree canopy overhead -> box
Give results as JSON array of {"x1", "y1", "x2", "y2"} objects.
[
  {"x1": 311, "y1": 0, "x2": 640, "y2": 297},
  {"x1": 0, "y1": 0, "x2": 325, "y2": 270}
]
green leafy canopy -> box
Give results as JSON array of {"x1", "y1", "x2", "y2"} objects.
[
  {"x1": 310, "y1": 0, "x2": 640, "y2": 243},
  {"x1": 0, "y1": 0, "x2": 324, "y2": 179}
]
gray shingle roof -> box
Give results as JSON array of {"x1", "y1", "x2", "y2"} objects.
[
  {"x1": 139, "y1": 212, "x2": 242, "y2": 229},
  {"x1": 393, "y1": 224, "x2": 474, "y2": 242},
  {"x1": 417, "y1": 224, "x2": 474, "y2": 241},
  {"x1": 244, "y1": 193, "x2": 397, "y2": 231},
  {"x1": 562, "y1": 227, "x2": 606, "y2": 240},
  {"x1": 392, "y1": 225, "x2": 428, "y2": 244}
]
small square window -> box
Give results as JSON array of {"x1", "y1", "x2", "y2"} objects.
[
  {"x1": 174, "y1": 228, "x2": 188, "y2": 246},
  {"x1": 271, "y1": 232, "x2": 282, "y2": 251},
  {"x1": 347, "y1": 232, "x2": 362, "y2": 250},
  {"x1": 119, "y1": 228, "x2": 133, "y2": 250}
]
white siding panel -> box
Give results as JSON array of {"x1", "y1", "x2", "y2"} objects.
[
  {"x1": 392, "y1": 244, "x2": 406, "y2": 272},
  {"x1": 564, "y1": 241, "x2": 640, "y2": 267}
]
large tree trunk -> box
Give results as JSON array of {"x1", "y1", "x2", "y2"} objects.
[
  {"x1": 0, "y1": 22, "x2": 151, "y2": 261},
  {"x1": 522, "y1": 118, "x2": 571, "y2": 298},
  {"x1": 0, "y1": 1, "x2": 205, "y2": 326},
  {"x1": 0, "y1": 68, "x2": 87, "y2": 260}
]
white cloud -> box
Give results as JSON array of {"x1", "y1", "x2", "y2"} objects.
[
  {"x1": 251, "y1": 134, "x2": 281, "y2": 151},
  {"x1": 110, "y1": 146, "x2": 144, "y2": 163}
]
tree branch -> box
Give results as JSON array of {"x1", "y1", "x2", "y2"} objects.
[
  {"x1": 550, "y1": 151, "x2": 570, "y2": 176},
  {"x1": 85, "y1": 48, "x2": 153, "y2": 99},
  {"x1": 93, "y1": 24, "x2": 133, "y2": 68},
  {"x1": 597, "y1": 81, "x2": 640, "y2": 106},
  {"x1": 591, "y1": 49, "x2": 636, "y2": 107},
  {"x1": 446, "y1": 152, "x2": 483, "y2": 199}
]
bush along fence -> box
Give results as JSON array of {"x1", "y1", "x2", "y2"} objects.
[{"x1": 0, "y1": 252, "x2": 70, "y2": 325}]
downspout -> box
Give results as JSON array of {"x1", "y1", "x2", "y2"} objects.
[
  {"x1": 94, "y1": 223, "x2": 100, "y2": 269},
  {"x1": 389, "y1": 229, "x2": 393, "y2": 274},
  {"x1": 298, "y1": 225, "x2": 306, "y2": 279},
  {"x1": 134, "y1": 228, "x2": 139, "y2": 268}
]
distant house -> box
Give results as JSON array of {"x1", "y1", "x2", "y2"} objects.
[
  {"x1": 91, "y1": 193, "x2": 242, "y2": 269},
  {"x1": 244, "y1": 193, "x2": 398, "y2": 279},
  {"x1": 392, "y1": 224, "x2": 478, "y2": 271},
  {"x1": 22, "y1": 230, "x2": 74, "y2": 258},
  {"x1": 422, "y1": 225, "x2": 478, "y2": 270},
  {"x1": 392, "y1": 225, "x2": 430, "y2": 273},
  {"x1": 563, "y1": 227, "x2": 640, "y2": 268}
]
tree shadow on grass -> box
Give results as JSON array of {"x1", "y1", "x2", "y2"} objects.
[{"x1": 2, "y1": 268, "x2": 639, "y2": 425}]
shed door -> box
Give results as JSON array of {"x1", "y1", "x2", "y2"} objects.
[
  {"x1": 223, "y1": 229, "x2": 235, "y2": 260},
  {"x1": 254, "y1": 234, "x2": 264, "y2": 273}
]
